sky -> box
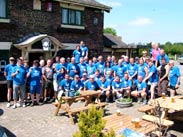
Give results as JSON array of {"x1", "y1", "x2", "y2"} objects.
[{"x1": 98, "y1": 0, "x2": 183, "y2": 44}]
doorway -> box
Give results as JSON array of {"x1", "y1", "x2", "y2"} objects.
[{"x1": 29, "y1": 53, "x2": 43, "y2": 66}]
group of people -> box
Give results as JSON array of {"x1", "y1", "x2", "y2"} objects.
[{"x1": 4, "y1": 41, "x2": 181, "y2": 109}]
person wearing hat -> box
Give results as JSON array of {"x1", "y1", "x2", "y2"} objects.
[
  {"x1": 27, "y1": 60, "x2": 42, "y2": 106},
  {"x1": 70, "y1": 75, "x2": 84, "y2": 97},
  {"x1": 11, "y1": 57, "x2": 27, "y2": 108},
  {"x1": 4, "y1": 57, "x2": 16, "y2": 108}
]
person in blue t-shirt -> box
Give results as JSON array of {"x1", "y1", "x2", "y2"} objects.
[
  {"x1": 4, "y1": 57, "x2": 15, "y2": 108},
  {"x1": 55, "y1": 57, "x2": 67, "y2": 71},
  {"x1": 137, "y1": 58, "x2": 148, "y2": 79},
  {"x1": 67, "y1": 57, "x2": 79, "y2": 78},
  {"x1": 84, "y1": 75, "x2": 99, "y2": 91},
  {"x1": 114, "y1": 59, "x2": 126, "y2": 79},
  {"x1": 131, "y1": 76, "x2": 147, "y2": 104},
  {"x1": 121, "y1": 73, "x2": 132, "y2": 98},
  {"x1": 95, "y1": 56, "x2": 105, "y2": 75},
  {"x1": 11, "y1": 58, "x2": 27, "y2": 109},
  {"x1": 81, "y1": 73, "x2": 88, "y2": 86},
  {"x1": 127, "y1": 58, "x2": 138, "y2": 80},
  {"x1": 73, "y1": 45, "x2": 81, "y2": 64},
  {"x1": 59, "y1": 74, "x2": 72, "y2": 96},
  {"x1": 104, "y1": 61, "x2": 112, "y2": 76},
  {"x1": 155, "y1": 49, "x2": 169, "y2": 67},
  {"x1": 169, "y1": 60, "x2": 181, "y2": 96},
  {"x1": 27, "y1": 60, "x2": 42, "y2": 106},
  {"x1": 97, "y1": 75, "x2": 111, "y2": 102},
  {"x1": 77, "y1": 57, "x2": 87, "y2": 78},
  {"x1": 143, "y1": 59, "x2": 159, "y2": 100},
  {"x1": 80, "y1": 41, "x2": 88, "y2": 58},
  {"x1": 70, "y1": 75, "x2": 84, "y2": 97},
  {"x1": 94, "y1": 69, "x2": 101, "y2": 82},
  {"x1": 112, "y1": 75, "x2": 123, "y2": 100},
  {"x1": 105, "y1": 70, "x2": 114, "y2": 85},
  {"x1": 87, "y1": 59, "x2": 96, "y2": 77},
  {"x1": 122, "y1": 56, "x2": 129, "y2": 70}
]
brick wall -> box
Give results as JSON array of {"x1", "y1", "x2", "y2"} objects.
[{"x1": 0, "y1": 0, "x2": 105, "y2": 57}]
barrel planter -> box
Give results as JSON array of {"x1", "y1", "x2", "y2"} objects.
[{"x1": 115, "y1": 98, "x2": 132, "y2": 108}]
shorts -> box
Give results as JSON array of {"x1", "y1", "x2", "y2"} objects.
[
  {"x1": 7, "y1": 80, "x2": 13, "y2": 89},
  {"x1": 13, "y1": 84, "x2": 25, "y2": 100},
  {"x1": 30, "y1": 85, "x2": 41, "y2": 94},
  {"x1": 44, "y1": 79, "x2": 53, "y2": 90},
  {"x1": 169, "y1": 85, "x2": 176, "y2": 90}
]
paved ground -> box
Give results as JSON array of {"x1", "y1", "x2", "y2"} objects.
[{"x1": 0, "y1": 62, "x2": 183, "y2": 137}]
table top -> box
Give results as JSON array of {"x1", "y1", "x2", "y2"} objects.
[
  {"x1": 103, "y1": 114, "x2": 157, "y2": 135},
  {"x1": 62, "y1": 90, "x2": 100, "y2": 100},
  {"x1": 149, "y1": 97, "x2": 183, "y2": 111}
]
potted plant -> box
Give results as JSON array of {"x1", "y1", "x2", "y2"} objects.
[{"x1": 115, "y1": 98, "x2": 132, "y2": 108}]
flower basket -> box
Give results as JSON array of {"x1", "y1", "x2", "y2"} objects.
[{"x1": 115, "y1": 98, "x2": 132, "y2": 108}]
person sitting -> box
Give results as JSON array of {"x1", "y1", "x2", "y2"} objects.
[
  {"x1": 131, "y1": 75, "x2": 147, "y2": 105},
  {"x1": 111, "y1": 75, "x2": 123, "y2": 101},
  {"x1": 84, "y1": 75, "x2": 99, "y2": 91},
  {"x1": 121, "y1": 73, "x2": 132, "y2": 98},
  {"x1": 70, "y1": 75, "x2": 84, "y2": 97},
  {"x1": 97, "y1": 75, "x2": 111, "y2": 102},
  {"x1": 168, "y1": 60, "x2": 181, "y2": 97}
]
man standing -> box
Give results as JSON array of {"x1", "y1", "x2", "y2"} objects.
[
  {"x1": 155, "y1": 49, "x2": 169, "y2": 67},
  {"x1": 4, "y1": 57, "x2": 15, "y2": 108},
  {"x1": 80, "y1": 41, "x2": 88, "y2": 58},
  {"x1": 11, "y1": 58, "x2": 27, "y2": 109}
]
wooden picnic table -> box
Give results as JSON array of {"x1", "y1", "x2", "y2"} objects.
[
  {"x1": 103, "y1": 114, "x2": 158, "y2": 136},
  {"x1": 54, "y1": 90, "x2": 107, "y2": 124}
]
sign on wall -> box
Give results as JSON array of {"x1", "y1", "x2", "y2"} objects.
[{"x1": 42, "y1": 37, "x2": 51, "y2": 51}]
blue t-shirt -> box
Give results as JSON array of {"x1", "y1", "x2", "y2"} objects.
[
  {"x1": 29, "y1": 67, "x2": 42, "y2": 86},
  {"x1": 80, "y1": 45, "x2": 88, "y2": 57},
  {"x1": 148, "y1": 64, "x2": 159, "y2": 83},
  {"x1": 56, "y1": 63, "x2": 67, "y2": 71},
  {"x1": 169, "y1": 66, "x2": 180, "y2": 86},
  {"x1": 95, "y1": 62, "x2": 105, "y2": 75},
  {"x1": 84, "y1": 81, "x2": 99, "y2": 90},
  {"x1": 97, "y1": 79, "x2": 110, "y2": 89},
  {"x1": 115, "y1": 65, "x2": 126, "y2": 78},
  {"x1": 156, "y1": 54, "x2": 169, "y2": 65},
  {"x1": 135, "y1": 80, "x2": 147, "y2": 91},
  {"x1": 137, "y1": 64, "x2": 147, "y2": 79},
  {"x1": 67, "y1": 63, "x2": 79, "y2": 77},
  {"x1": 122, "y1": 62, "x2": 129, "y2": 70},
  {"x1": 105, "y1": 75, "x2": 114, "y2": 85},
  {"x1": 121, "y1": 78, "x2": 132, "y2": 88},
  {"x1": 4, "y1": 64, "x2": 15, "y2": 80},
  {"x1": 12, "y1": 65, "x2": 26, "y2": 85},
  {"x1": 78, "y1": 63, "x2": 87, "y2": 77},
  {"x1": 73, "y1": 49, "x2": 81, "y2": 64},
  {"x1": 60, "y1": 79, "x2": 72, "y2": 91},
  {"x1": 87, "y1": 65, "x2": 96, "y2": 77},
  {"x1": 70, "y1": 80, "x2": 84, "y2": 91},
  {"x1": 56, "y1": 72, "x2": 65, "y2": 83},
  {"x1": 127, "y1": 63, "x2": 138, "y2": 77},
  {"x1": 112, "y1": 81, "x2": 122, "y2": 89}
]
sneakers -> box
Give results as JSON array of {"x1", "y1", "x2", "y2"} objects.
[
  {"x1": 143, "y1": 100, "x2": 147, "y2": 105},
  {"x1": 11, "y1": 104, "x2": 16, "y2": 109},
  {"x1": 16, "y1": 103, "x2": 21, "y2": 107},
  {"x1": 22, "y1": 103, "x2": 26, "y2": 108},
  {"x1": 6, "y1": 102, "x2": 11, "y2": 108},
  {"x1": 137, "y1": 97, "x2": 142, "y2": 104}
]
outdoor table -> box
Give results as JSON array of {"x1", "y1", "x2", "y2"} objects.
[
  {"x1": 103, "y1": 114, "x2": 158, "y2": 136},
  {"x1": 54, "y1": 90, "x2": 102, "y2": 124},
  {"x1": 148, "y1": 96, "x2": 183, "y2": 119}
]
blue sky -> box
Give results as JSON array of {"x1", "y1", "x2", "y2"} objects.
[{"x1": 98, "y1": 0, "x2": 183, "y2": 44}]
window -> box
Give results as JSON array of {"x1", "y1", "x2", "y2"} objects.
[
  {"x1": 0, "y1": 0, "x2": 7, "y2": 18},
  {"x1": 62, "y1": 8, "x2": 83, "y2": 26}
]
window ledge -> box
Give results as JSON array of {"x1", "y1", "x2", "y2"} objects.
[
  {"x1": 0, "y1": 19, "x2": 10, "y2": 23},
  {"x1": 61, "y1": 24, "x2": 85, "y2": 29}
]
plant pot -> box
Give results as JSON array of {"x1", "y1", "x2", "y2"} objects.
[{"x1": 115, "y1": 98, "x2": 132, "y2": 108}]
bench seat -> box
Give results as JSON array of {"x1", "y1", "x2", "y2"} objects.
[
  {"x1": 142, "y1": 115, "x2": 174, "y2": 127},
  {"x1": 138, "y1": 105, "x2": 155, "y2": 114}
]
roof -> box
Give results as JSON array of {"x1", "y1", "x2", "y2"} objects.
[
  {"x1": 103, "y1": 34, "x2": 138, "y2": 49},
  {"x1": 56, "y1": 0, "x2": 111, "y2": 12}
]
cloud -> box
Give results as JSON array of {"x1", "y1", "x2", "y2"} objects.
[
  {"x1": 128, "y1": 17, "x2": 153, "y2": 26},
  {"x1": 100, "y1": 1, "x2": 122, "y2": 7}
]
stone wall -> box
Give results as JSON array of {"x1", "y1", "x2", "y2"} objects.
[{"x1": 0, "y1": 0, "x2": 104, "y2": 57}]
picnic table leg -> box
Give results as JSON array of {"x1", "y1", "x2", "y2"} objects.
[
  {"x1": 68, "y1": 112, "x2": 74, "y2": 125},
  {"x1": 161, "y1": 108, "x2": 168, "y2": 119},
  {"x1": 54, "y1": 102, "x2": 61, "y2": 116}
]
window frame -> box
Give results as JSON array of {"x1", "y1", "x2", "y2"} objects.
[
  {"x1": 0, "y1": 0, "x2": 8, "y2": 19},
  {"x1": 61, "y1": 8, "x2": 83, "y2": 26}
]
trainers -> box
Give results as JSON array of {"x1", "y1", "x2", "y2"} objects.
[
  {"x1": 22, "y1": 103, "x2": 26, "y2": 108},
  {"x1": 113, "y1": 95, "x2": 116, "y2": 102},
  {"x1": 30, "y1": 103, "x2": 34, "y2": 107},
  {"x1": 143, "y1": 100, "x2": 147, "y2": 105},
  {"x1": 137, "y1": 97, "x2": 142, "y2": 104},
  {"x1": 16, "y1": 103, "x2": 21, "y2": 107},
  {"x1": 12, "y1": 104, "x2": 16, "y2": 109},
  {"x1": 6, "y1": 102, "x2": 11, "y2": 108}
]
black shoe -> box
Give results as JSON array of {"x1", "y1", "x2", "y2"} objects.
[{"x1": 49, "y1": 98, "x2": 55, "y2": 103}]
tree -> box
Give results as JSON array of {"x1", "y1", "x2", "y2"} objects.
[
  {"x1": 104, "y1": 27, "x2": 117, "y2": 36},
  {"x1": 73, "y1": 105, "x2": 116, "y2": 137}
]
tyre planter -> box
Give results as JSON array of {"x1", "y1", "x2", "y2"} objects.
[{"x1": 115, "y1": 98, "x2": 132, "y2": 108}]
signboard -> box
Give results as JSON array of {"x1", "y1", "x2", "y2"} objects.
[{"x1": 42, "y1": 37, "x2": 51, "y2": 51}]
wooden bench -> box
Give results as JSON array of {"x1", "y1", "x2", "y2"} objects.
[
  {"x1": 138, "y1": 105, "x2": 155, "y2": 114},
  {"x1": 142, "y1": 115, "x2": 174, "y2": 127}
]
